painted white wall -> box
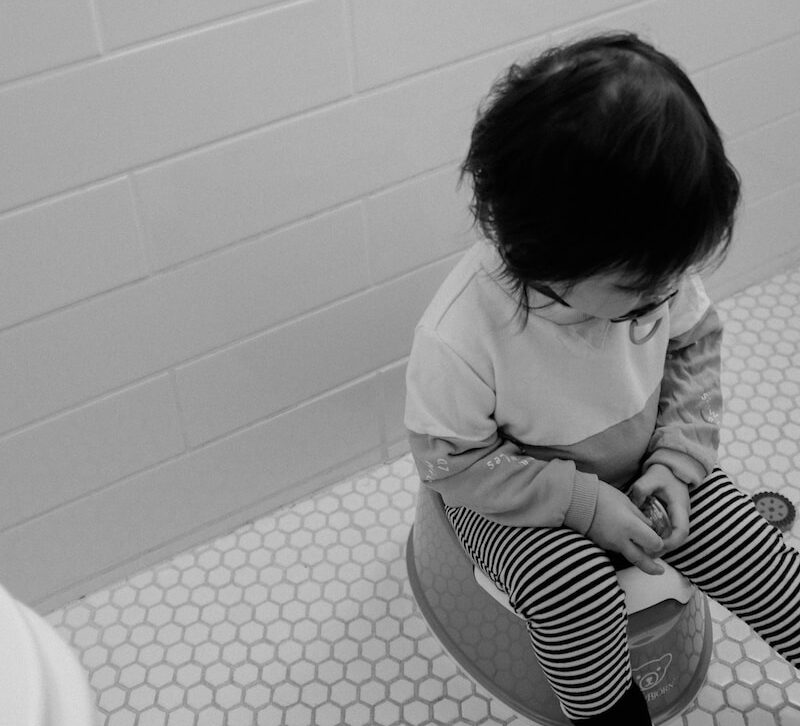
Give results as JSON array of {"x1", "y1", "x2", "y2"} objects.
[{"x1": 1, "y1": 0, "x2": 798, "y2": 611}]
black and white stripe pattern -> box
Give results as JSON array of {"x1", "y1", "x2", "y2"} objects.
[
  {"x1": 445, "y1": 506, "x2": 632, "y2": 719},
  {"x1": 664, "y1": 468, "x2": 800, "y2": 666},
  {"x1": 444, "y1": 467, "x2": 800, "y2": 720}
]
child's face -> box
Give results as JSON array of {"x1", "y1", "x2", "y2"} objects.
[{"x1": 552, "y1": 271, "x2": 678, "y2": 321}]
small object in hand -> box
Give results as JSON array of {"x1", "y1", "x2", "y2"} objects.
[
  {"x1": 640, "y1": 495, "x2": 672, "y2": 539},
  {"x1": 752, "y1": 491, "x2": 796, "y2": 532}
]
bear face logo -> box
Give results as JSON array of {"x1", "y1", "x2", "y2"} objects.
[{"x1": 633, "y1": 653, "x2": 673, "y2": 691}]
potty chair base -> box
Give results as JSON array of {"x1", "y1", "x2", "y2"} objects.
[{"x1": 406, "y1": 485, "x2": 713, "y2": 725}]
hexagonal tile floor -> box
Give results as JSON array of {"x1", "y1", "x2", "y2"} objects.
[{"x1": 48, "y1": 264, "x2": 800, "y2": 726}]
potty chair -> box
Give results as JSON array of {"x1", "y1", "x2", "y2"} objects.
[
  {"x1": 406, "y1": 485, "x2": 712, "y2": 725},
  {"x1": 0, "y1": 582, "x2": 97, "y2": 726}
]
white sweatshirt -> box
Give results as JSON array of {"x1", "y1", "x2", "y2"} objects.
[{"x1": 404, "y1": 241, "x2": 723, "y2": 534}]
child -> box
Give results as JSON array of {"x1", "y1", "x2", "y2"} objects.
[{"x1": 405, "y1": 32, "x2": 800, "y2": 724}]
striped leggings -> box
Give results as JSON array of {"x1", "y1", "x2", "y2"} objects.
[{"x1": 444, "y1": 468, "x2": 800, "y2": 721}]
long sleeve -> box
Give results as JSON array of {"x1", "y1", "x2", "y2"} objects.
[
  {"x1": 643, "y1": 275, "x2": 723, "y2": 485},
  {"x1": 405, "y1": 326, "x2": 600, "y2": 532}
]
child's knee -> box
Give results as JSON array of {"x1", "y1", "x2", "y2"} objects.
[{"x1": 505, "y1": 529, "x2": 624, "y2": 622}]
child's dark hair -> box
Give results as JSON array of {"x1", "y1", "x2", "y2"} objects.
[{"x1": 460, "y1": 32, "x2": 741, "y2": 321}]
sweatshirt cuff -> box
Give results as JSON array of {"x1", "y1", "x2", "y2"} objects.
[
  {"x1": 644, "y1": 448, "x2": 708, "y2": 486},
  {"x1": 563, "y1": 471, "x2": 600, "y2": 535}
]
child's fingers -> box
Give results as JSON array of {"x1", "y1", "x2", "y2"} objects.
[
  {"x1": 623, "y1": 542, "x2": 664, "y2": 576},
  {"x1": 662, "y1": 501, "x2": 690, "y2": 551},
  {"x1": 635, "y1": 558, "x2": 665, "y2": 576},
  {"x1": 626, "y1": 493, "x2": 659, "y2": 529},
  {"x1": 627, "y1": 480, "x2": 656, "y2": 508},
  {"x1": 661, "y1": 532, "x2": 685, "y2": 551},
  {"x1": 630, "y1": 519, "x2": 664, "y2": 556}
]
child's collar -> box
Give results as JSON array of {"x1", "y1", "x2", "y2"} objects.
[
  {"x1": 479, "y1": 242, "x2": 594, "y2": 326},
  {"x1": 478, "y1": 242, "x2": 668, "y2": 340},
  {"x1": 525, "y1": 288, "x2": 595, "y2": 325}
]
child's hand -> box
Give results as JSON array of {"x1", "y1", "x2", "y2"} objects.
[
  {"x1": 586, "y1": 481, "x2": 665, "y2": 575},
  {"x1": 628, "y1": 464, "x2": 691, "y2": 553}
]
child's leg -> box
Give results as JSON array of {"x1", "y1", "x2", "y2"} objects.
[
  {"x1": 444, "y1": 505, "x2": 650, "y2": 723},
  {"x1": 664, "y1": 467, "x2": 800, "y2": 668}
]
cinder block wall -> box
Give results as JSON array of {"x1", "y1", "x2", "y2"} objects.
[{"x1": 1, "y1": 0, "x2": 798, "y2": 611}]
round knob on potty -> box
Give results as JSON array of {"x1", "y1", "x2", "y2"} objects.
[{"x1": 752, "y1": 491, "x2": 796, "y2": 531}]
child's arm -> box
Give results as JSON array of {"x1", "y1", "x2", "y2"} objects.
[
  {"x1": 406, "y1": 325, "x2": 597, "y2": 534},
  {"x1": 406, "y1": 325, "x2": 599, "y2": 532},
  {"x1": 642, "y1": 274, "x2": 723, "y2": 484},
  {"x1": 410, "y1": 427, "x2": 664, "y2": 572},
  {"x1": 407, "y1": 427, "x2": 599, "y2": 533}
]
